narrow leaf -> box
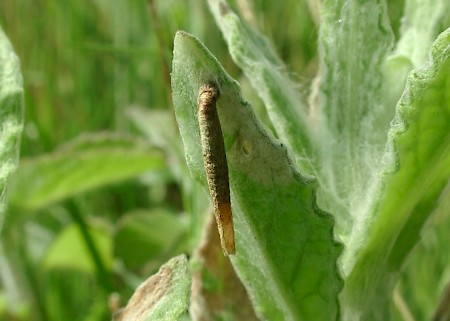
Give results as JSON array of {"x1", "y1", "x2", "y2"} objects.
[
  {"x1": 207, "y1": 0, "x2": 318, "y2": 176},
  {"x1": 172, "y1": 31, "x2": 342, "y2": 321},
  {"x1": 9, "y1": 133, "x2": 165, "y2": 211},
  {"x1": 43, "y1": 223, "x2": 112, "y2": 273},
  {"x1": 392, "y1": 0, "x2": 448, "y2": 68},
  {"x1": 342, "y1": 28, "x2": 450, "y2": 320},
  {"x1": 317, "y1": 0, "x2": 394, "y2": 234},
  {"x1": 383, "y1": 0, "x2": 450, "y2": 112},
  {"x1": 0, "y1": 27, "x2": 24, "y2": 230}
]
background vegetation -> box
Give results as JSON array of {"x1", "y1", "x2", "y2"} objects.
[{"x1": 0, "y1": 1, "x2": 449, "y2": 320}]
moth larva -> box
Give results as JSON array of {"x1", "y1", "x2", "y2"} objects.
[{"x1": 198, "y1": 82, "x2": 235, "y2": 256}]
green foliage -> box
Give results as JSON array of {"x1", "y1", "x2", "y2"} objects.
[
  {"x1": 172, "y1": 31, "x2": 342, "y2": 320},
  {"x1": 9, "y1": 133, "x2": 166, "y2": 212},
  {"x1": 342, "y1": 27, "x2": 450, "y2": 321},
  {"x1": 171, "y1": 1, "x2": 450, "y2": 321},
  {"x1": 43, "y1": 223, "x2": 112, "y2": 273},
  {"x1": 114, "y1": 209, "x2": 186, "y2": 270},
  {"x1": 0, "y1": 0, "x2": 449, "y2": 321},
  {"x1": 0, "y1": 26, "x2": 24, "y2": 230}
]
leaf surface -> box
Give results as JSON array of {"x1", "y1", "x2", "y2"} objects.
[
  {"x1": 114, "y1": 209, "x2": 186, "y2": 269},
  {"x1": 9, "y1": 133, "x2": 165, "y2": 211},
  {"x1": 172, "y1": 31, "x2": 342, "y2": 321},
  {"x1": 0, "y1": 27, "x2": 24, "y2": 230},
  {"x1": 43, "y1": 223, "x2": 112, "y2": 273},
  {"x1": 207, "y1": 0, "x2": 317, "y2": 176},
  {"x1": 114, "y1": 255, "x2": 191, "y2": 321},
  {"x1": 342, "y1": 28, "x2": 450, "y2": 321},
  {"x1": 316, "y1": 0, "x2": 395, "y2": 235},
  {"x1": 190, "y1": 215, "x2": 259, "y2": 321}
]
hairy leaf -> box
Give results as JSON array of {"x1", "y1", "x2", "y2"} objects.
[
  {"x1": 114, "y1": 255, "x2": 191, "y2": 321},
  {"x1": 342, "y1": 27, "x2": 450, "y2": 321},
  {"x1": 317, "y1": 0, "x2": 395, "y2": 235},
  {"x1": 0, "y1": 27, "x2": 24, "y2": 230},
  {"x1": 207, "y1": 0, "x2": 318, "y2": 176},
  {"x1": 172, "y1": 31, "x2": 342, "y2": 321},
  {"x1": 114, "y1": 209, "x2": 186, "y2": 270},
  {"x1": 392, "y1": 0, "x2": 448, "y2": 68},
  {"x1": 384, "y1": 0, "x2": 450, "y2": 113}
]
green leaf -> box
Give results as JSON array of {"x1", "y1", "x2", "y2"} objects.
[
  {"x1": 383, "y1": 0, "x2": 450, "y2": 114},
  {"x1": 207, "y1": 0, "x2": 318, "y2": 176},
  {"x1": 114, "y1": 209, "x2": 186, "y2": 269},
  {"x1": 43, "y1": 223, "x2": 112, "y2": 274},
  {"x1": 394, "y1": 194, "x2": 450, "y2": 320},
  {"x1": 392, "y1": 0, "x2": 449, "y2": 68},
  {"x1": 126, "y1": 105, "x2": 211, "y2": 252},
  {"x1": 317, "y1": 0, "x2": 395, "y2": 235},
  {"x1": 114, "y1": 255, "x2": 191, "y2": 321},
  {"x1": 0, "y1": 27, "x2": 24, "y2": 230},
  {"x1": 342, "y1": 28, "x2": 450, "y2": 320},
  {"x1": 9, "y1": 133, "x2": 166, "y2": 211},
  {"x1": 172, "y1": 31, "x2": 342, "y2": 321}
]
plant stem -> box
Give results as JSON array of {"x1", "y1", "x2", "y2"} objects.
[
  {"x1": 147, "y1": 0, "x2": 171, "y2": 101},
  {"x1": 393, "y1": 286, "x2": 416, "y2": 321},
  {"x1": 66, "y1": 200, "x2": 113, "y2": 292},
  {"x1": 433, "y1": 279, "x2": 450, "y2": 321}
]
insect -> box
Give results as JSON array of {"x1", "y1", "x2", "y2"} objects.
[{"x1": 197, "y1": 82, "x2": 235, "y2": 255}]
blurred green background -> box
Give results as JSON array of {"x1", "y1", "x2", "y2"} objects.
[{"x1": 0, "y1": 0, "x2": 449, "y2": 320}]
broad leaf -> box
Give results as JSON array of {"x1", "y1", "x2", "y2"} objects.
[
  {"x1": 43, "y1": 223, "x2": 112, "y2": 273},
  {"x1": 9, "y1": 133, "x2": 165, "y2": 211},
  {"x1": 0, "y1": 27, "x2": 24, "y2": 230},
  {"x1": 114, "y1": 209, "x2": 186, "y2": 270},
  {"x1": 172, "y1": 31, "x2": 342, "y2": 321}
]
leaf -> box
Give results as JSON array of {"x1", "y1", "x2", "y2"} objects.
[
  {"x1": 317, "y1": 0, "x2": 395, "y2": 235},
  {"x1": 114, "y1": 255, "x2": 191, "y2": 321},
  {"x1": 190, "y1": 214, "x2": 258, "y2": 321},
  {"x1": 126, "y1": 106, "x2": 211, "y2": 253},
  {"x1": 341, "y1": 28, "x2": 450, "y2": 320},
  {"x1": 383, "y1": 0, "x2": 450, "y2": 115},
  {"x1": 114, "y1": 209, "x2": 186, "y2": 270},
  {"x1": 207, "y1": 0, "x2": 318, "y2": 176},
  {"x1": 9, "y1": 133, "x2": 166, "y2": 211},
  {"x1": 395, "y1": 193, "x2": 450, "y2": 320},
  {"x1": 126, "y1": 108, "x2": 180, "y2": 152},
  {"x1": 391, "y1": 0, "x2": 449, "y2": 68},
  {"x1": 0, "y1": 27, "x2": 24, "y2": 230},
  {"x1": 172, "y1": 31, "x2": 342, "y2": 321},
  {"x1": 43, "y1": 223, "x2": 113, "y2": 273}
]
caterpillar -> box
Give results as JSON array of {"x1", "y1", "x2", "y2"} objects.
[{"x1": 197, "y1": 82, "x2": 235, "y2": 256}]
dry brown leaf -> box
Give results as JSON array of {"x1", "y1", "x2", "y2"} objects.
[{"x1": 190, "y1": 213, "x2": 259, "y2": 321}]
